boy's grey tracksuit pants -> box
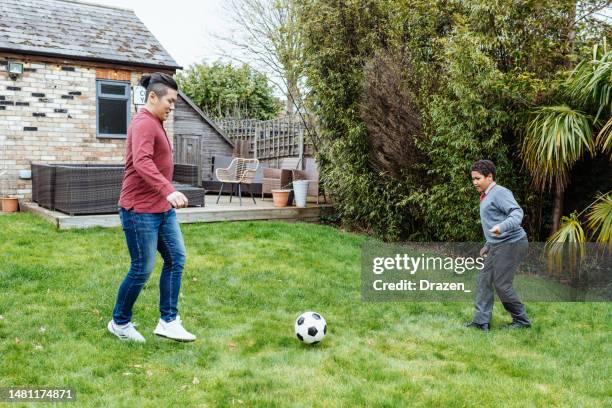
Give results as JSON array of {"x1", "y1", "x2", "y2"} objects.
[{"x1": 472, "y1": 238, "x2": 531, "y2": 325}]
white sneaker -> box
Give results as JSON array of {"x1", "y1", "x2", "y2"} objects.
[
  {"x1": 154, "y1": 316, "x2": 196, "y2": 342},
  {"x1": 107, "y1": 320, "x2": 146, "y2": 342}
]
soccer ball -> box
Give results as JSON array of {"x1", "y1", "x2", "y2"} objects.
[{"x1": 295, "y1": 311, "x2": 327, "y2": 344}]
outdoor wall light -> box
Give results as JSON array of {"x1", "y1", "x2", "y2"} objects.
[{"x1": 8, "y1": 61, "x2": 23, "y2": 80}]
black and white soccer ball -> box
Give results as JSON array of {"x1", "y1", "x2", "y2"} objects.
[{"x1": 295, "y1": 311, "x2": 327, "y2": 344}]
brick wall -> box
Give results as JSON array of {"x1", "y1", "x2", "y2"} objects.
[{"x1": 0, "y1": 56, "x2": 175, "y2": 199}]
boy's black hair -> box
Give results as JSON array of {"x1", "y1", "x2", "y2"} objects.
[
  {"x1": 138, "y1": 72, "x2": 178, "y2": 101},
  {"x1": 470, "y1": 160, "x2": 496, "y2": 179}
]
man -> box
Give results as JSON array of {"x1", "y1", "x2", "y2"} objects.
[
  {"x1": 108, "y1": 72, "x2": 196, "y2": 342},
  {"x1": 466, "y1": 159, "x2": 531, "y2": 331}
]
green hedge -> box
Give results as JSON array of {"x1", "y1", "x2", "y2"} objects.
[{"x1": 299, "y1": 0, "x2": 597, "y2": 241}]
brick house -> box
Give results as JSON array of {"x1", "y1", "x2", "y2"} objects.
[{"x1": 0, "y1": 0, "x2": 233, "y2": 199}]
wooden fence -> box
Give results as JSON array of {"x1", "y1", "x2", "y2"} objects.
[{"x1": 216, "y1": 116, "x2": 315, "y2": 161}]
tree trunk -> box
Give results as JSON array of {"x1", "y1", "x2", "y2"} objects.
[
  {"x1": 286, "y1": 75, "x2": 299, "y2": 116},
  {"x1": 549, "y1": 1, "x2": 574, "y2": 235},
  {"x1": 551, "y1": 184, "x2": 564, "y2": 235},
  {"x1": 566, "y1": 1, "x2": 576, "y2": 59}
]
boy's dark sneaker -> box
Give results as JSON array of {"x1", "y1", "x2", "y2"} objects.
[{"x1": 465, "y1": 322, "x2": 490, "y2": 331}]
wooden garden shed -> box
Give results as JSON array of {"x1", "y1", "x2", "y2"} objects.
[
  {"x1": 0, "y1": 0, "x2": 233, "y2": 199},
  {"x1": 173, "y1": 92, "x2": 234, "y2": 183}
]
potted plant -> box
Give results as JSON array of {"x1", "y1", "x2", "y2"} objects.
[
  {"x1": 271, "y1": 183, "x2": 293, "y2": 207},
  {"x1": 1, "y1": 196, "x2": 19, "y2": 212},
  {"x1": 0, "y1": 159, "x2": 19, "y2": 213}
]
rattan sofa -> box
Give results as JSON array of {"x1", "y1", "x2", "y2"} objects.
[
  {"x1": 31, "y1": 163, "x2": 204, "y2": 215},
  {"x1": 173, "y1": 163, "x2": 200, "y2": 186},
  {"x1": 31, "y1": 163, "x2": 57, "y2": 210},
  {"x1": 54, "y1": 164, "x2": 125, "y2": 215}
]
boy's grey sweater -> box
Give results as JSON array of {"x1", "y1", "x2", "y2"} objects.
[{"x1": 480, "y1": 184, "x2": 527, "y2": 244}]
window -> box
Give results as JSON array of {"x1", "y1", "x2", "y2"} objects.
[{"x1": 96, "y1": 80, "x2": 131, "y2": 138}]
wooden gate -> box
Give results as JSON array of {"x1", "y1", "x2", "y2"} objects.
[{"x1": 174, "y1": 134, "x2": 202, "y2": 182}]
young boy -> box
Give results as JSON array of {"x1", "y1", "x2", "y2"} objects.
[{"x1": 466, "y1": 160, "x2": 531, "y2": 331}]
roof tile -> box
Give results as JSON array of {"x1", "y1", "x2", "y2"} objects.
[{"x1": 0, "y1": 0, "x2": 180, "y2": 69}]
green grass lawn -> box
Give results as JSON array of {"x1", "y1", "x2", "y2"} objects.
[{"x1": 0, "y1": 214, "x2": 610, "y2": 407}]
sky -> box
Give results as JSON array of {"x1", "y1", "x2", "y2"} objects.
[{"x1": 83, "y1": 0, "x2": 241, "y2": 69}]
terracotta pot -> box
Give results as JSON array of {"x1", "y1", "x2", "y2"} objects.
[
  {"x1": 1, "y1": 197, "x2": 19, "y2": 213},
  {"x1": 271, "y1": 189, "x2": 291, "y2": 207}
]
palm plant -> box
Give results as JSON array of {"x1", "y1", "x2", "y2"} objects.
[
  {"x1": 595, "y1": 119, "x2": 612, "y2": 153},
  {"x1": 548, "y1": 191, "x2": 612, "y2": 246},
  {"x1": 522, "y1": 43, "x2": 612, "y2": 236},
  {"x1": 567, "y1": 42, "x2": 612, "y2": 154},
  {"x1": 546, "y1": 192, "x2": 611, "y2": 245},
  {"x1": 545, "y1": 193, "x2": 611, "y2": 280},
  {"x1": 586, "y1": 193, "x2": 612, "y2": 246},
  {"x1": 521, "y1": 105, "x2": 594, "y2": 233},
  {"x1": 547, "y1": 211, "x2": 587, "y2": 244},
  {"x1": 522, "y1": 106, "x2": 594, "y2": 190},
  {"x1": 545, "y1": 211, "x2": 586, "y2": 278}
]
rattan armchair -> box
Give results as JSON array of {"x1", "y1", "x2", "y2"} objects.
[
  {"x1": 215, "y1": 158, "x2": 259, "y2": 205},
  {"x1": 261, "y1": 168, "x2": 293, "y2": 199},
  {"x1": 304, "y1": 157, "x2": 326, "y2": 203},
  {"x1": 260, "y1": 157, "x2": 302, "y2": 200},
  {"x1": 291, "y1": 169, "x2": 323, "y2": 204}
]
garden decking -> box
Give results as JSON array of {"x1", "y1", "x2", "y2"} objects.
[{"x1": 20, "y1": 195, "x2": 333, "y2": 229}]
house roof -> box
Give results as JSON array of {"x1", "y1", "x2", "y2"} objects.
[
  {"x1": 178, "y1": 91, "x2": 234, "y2": 148},
  {"x1": 0, "y1": 0, "x2": 181, "y2": 70}
]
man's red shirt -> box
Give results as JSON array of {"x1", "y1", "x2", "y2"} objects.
[{"x1": 118, "y1": 108, "x2": 175, "y2": 213}]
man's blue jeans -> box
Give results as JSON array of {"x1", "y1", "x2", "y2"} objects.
[{"x1": 112, "y1": 208, "x2": 186, "y2": 325}]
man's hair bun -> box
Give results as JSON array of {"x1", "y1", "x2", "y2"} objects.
[
  {"x1": 138, "y1": 72, "x2": 178, "y2": 102},
  {"x1": 138, "y1": 74, "x2": 152, "y2": 88}
]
